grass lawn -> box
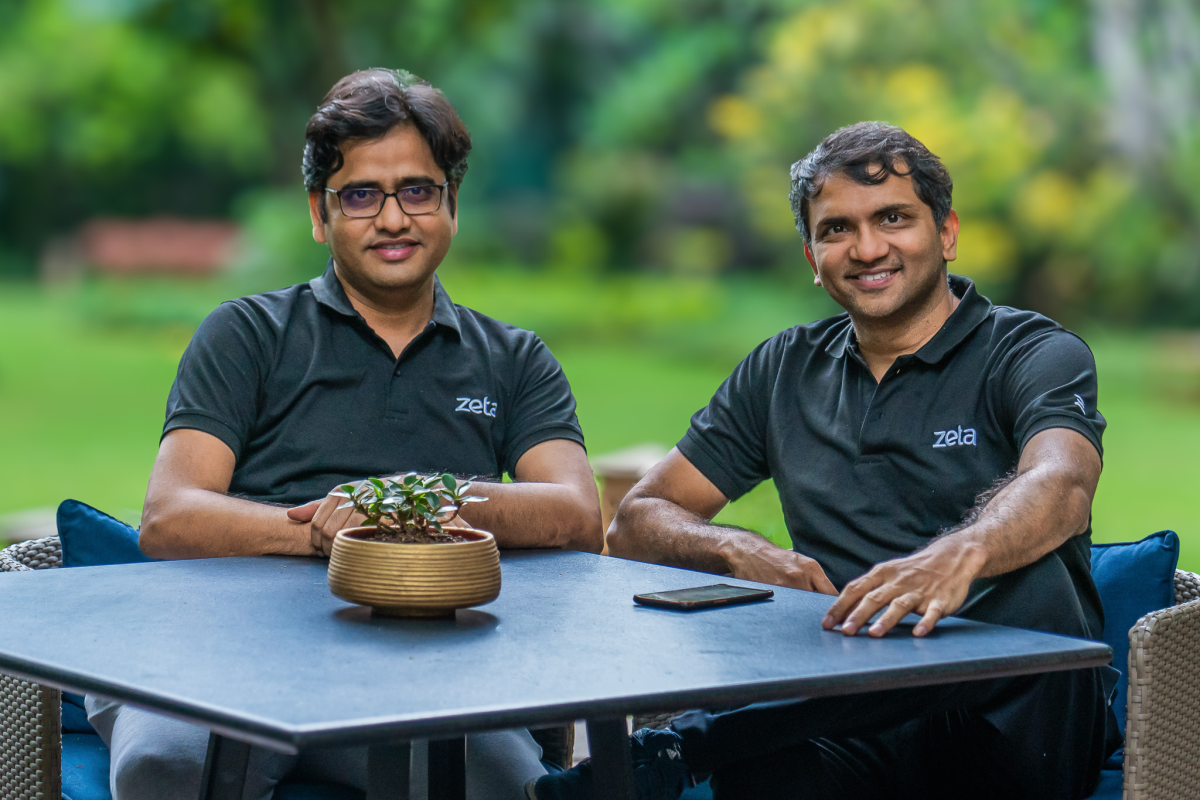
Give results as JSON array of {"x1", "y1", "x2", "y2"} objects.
[{"x1": 1, "y1": 270, "x2": 1196, "y2": 570}]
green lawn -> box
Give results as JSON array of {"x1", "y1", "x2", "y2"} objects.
[{"x1": 1, "y1": 271, "x2": 1196, "y2": 569}]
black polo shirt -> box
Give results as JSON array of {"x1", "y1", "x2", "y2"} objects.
[
  {"x1": 678, "y1": 275, "x2": 1107, "y2": 639},
  {"x1": 163, "y1": 261, "x2": 585, "y2": 505}
]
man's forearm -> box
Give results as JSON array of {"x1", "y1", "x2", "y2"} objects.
[
  {"x1": 939, "y1": 458, "x2": 1095, "y2": 580},
  {"x1": 608, "y1": 495, "x2": 755, "y2": 574},
  {"x1": 456, "y1": 481, "x2": 603, "y2": 552},
  {"x1": 140, "y1": 488, "x2": 313, "y2": 559}
]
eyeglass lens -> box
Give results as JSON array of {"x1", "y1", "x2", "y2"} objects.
[{"x1": 339, "y1": 186, "x2": 443, "y2": 217}]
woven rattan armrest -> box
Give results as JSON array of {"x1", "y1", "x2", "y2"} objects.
[
  {"x1": 0, "y1": 536, "x2": 63, "y2": 799},
  {"x1": 1123, "y1": 569, "x2": 1200, "y2": 799}
]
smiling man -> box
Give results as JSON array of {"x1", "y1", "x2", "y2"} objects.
[
  {"x1": 90, "y1": 69, "x2": 602, "y2": 800},
  {"x1": 532, "y1": 122, "x2": 1119, "y2": 800}
]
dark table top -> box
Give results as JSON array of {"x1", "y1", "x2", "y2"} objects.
[{"x1": 0, "y1": 551, "x2": 1109, "y2": 753}]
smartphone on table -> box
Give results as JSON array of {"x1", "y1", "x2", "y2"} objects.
[{"x1": 633, "y1": 583, "x2": 774, "y2": 611}]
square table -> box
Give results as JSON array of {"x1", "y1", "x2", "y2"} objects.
[{"x1": 0, "y1": 551, "x2": 1110, "y2": 800}]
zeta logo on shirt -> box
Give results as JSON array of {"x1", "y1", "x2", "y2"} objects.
[
  {"x1": 932, "y1": 425, "x2": 977, "y2": 448},
  {"x1": 456, "y1": 396, "x2": 497, "y2": 418}
]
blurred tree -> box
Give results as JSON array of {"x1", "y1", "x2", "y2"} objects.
[
  {"x1": 704, "y1": 0, "x2": 1200, "y2": 322},
  {"x1": 1, "y1": 0, "x2": 1197, "y2": 324}
]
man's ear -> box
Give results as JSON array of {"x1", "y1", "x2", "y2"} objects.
[
  {"x1": 448, "y1": 184, "x2": 459, "y2": 238},
  {"x1": 941, "y1": 208, "x2": 959, "y2": 263},
  {"x1": 308, "y1": 192, "x2": 328, "y2": 245},
  {"x1": 804, "y1": 243, "x2": 822, "y2": 286}
]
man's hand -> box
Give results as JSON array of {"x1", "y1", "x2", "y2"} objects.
[
  {"x1": 288, "y1": 480, "x2": 475, "y2": 557},
  {"x1": 822, "y1": 536, "x2": 986, "y2": 638},
  {"x1": 722, "y1": 535, "x2": 838, "y2": 595},
  {"x1": 288, "y1": 489, "x2": 365, "y2": 557}
]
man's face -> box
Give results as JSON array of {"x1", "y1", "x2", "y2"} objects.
[
  {"x1": 308, "y1": 123, "x2": 457, "y2": 297},
  {"x1": 803, "y1": 167, "x2": 958, "y2": 323}
]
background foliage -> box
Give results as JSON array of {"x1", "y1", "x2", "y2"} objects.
[
  {"x1": 1, "y1": 0, "x2": 1199, "y2": 567},
  {"x1": 1, "y1": 0, "x2": 1198, "y2": 322}
]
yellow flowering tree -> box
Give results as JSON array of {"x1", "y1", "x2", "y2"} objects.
[{"x1": 708, "y1": 0, "x2": 1173, "y2": 319}]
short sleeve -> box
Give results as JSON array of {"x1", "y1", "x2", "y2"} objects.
[
  {"x1": 676, "y1": 338, "x2": 777, "y2": 501},
  {"x1": 500, "y1": 336, "x2": 585, "y2": 477},
  {"x1": 162, "y1": 301, "x2": 269, "y2": 460},
  {"x1": 1001, "y1": 328, "x2": 1105, "y2": 457}
]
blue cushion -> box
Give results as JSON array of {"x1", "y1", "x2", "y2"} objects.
[
  {"x1": 1090, "y1": 531, "x2": 1180, "y2": 734},
  {"x1": 62, "y1": 692, "x2": 93, "y2": 734},
  {"x1": 56, "y1": 500, "x2": 155, "y2": 568},
  {"x1": 62, "y1": 733, "x2": 112, "y2": 800},
  {"x1": 55, "y1": 500, "x2": 157, "y2": 738},
  {"x1": 1086, "y1": 767, "x2": 1124, "y2": 799}
]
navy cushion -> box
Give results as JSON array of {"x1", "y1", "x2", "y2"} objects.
[
  {"x1": 56, "y1": 499, "x2": 155, "y2": 568},
  {"x1": 62, "y1": 692, "x2": 93, "y2": 734},
  {"x1": 62, "y1": 733, "x2": 112, "y2": 800},
  {"x1": 1090, "y1": 531, "x2": 1180, "y2": 734},
  {"x1": 1086, "y1": 767, "x2": 1124, "y2": 799},
  {"x1": 55, "y1": 500, "x2": 157, "y2": 738}
]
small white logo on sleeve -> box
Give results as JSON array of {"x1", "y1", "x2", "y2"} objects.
[
  {"x1": 1074, "y1": 394, "x2": 1086, "y2": 413},
  {"x1": 933, "y1": 425, "x2": 977, "y2": 448},
  {"x1": 456, "y1": 396, "x2": 497, "y2": 418}
]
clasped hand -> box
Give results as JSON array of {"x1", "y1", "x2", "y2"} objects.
[{"x1": 286, "y1": 478, "x2": 468, "y2": 557}]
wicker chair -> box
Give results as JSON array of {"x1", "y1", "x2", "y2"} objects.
[{"x1": 0, "y1": 536, "x2": 573, "y2": 799}]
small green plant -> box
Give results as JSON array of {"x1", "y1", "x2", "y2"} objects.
[{"x1": 334, "y1": 473, "x2": 486, "y2": 541}]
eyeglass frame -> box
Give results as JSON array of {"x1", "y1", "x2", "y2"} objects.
[{"x1": 323, "y1": 182, "x2": 451, "y2": 218}]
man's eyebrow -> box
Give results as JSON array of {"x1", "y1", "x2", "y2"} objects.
[
  {"x1": 334, "y1": 175, "x2": 442, "y2": 190},
  {"x1": 873, "y1": 202, "x2": 922, "y2": 217},
  {"x1": 814, "y1": 214, "x2": 852, "y2": 233}
]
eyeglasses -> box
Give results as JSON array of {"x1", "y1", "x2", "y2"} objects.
[{"x1": 324, "y1": 183, "x2": 450, "y2": 218}]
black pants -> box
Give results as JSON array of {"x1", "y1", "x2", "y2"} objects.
[
  {"x1": 671, "y1": 551, "x2": 1121, "y2": 799},
  {"x1": 673, "y1": 664, "x2": 1115, "y2": 800}
]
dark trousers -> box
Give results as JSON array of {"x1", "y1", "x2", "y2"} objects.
[{"x1": 672, "y1": 665, "x2": 1114, "y2": 800}]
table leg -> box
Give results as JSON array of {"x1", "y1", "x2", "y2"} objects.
[
  {"x1": 198, "y1": 732, "x2": 250, "y2": 800},
  {"x1": 427, "y1": 736, "x2": 466, "y2": 800},
  {"x1": 585, "y1": 717, "x2": 634, "y2": 800},
  {"x1": 367, "y1": 741, "x2": 411, "y2": 800}
]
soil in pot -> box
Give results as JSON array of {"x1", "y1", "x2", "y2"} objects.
[{"x1": 363, "y1": 527, "x2": 474, "y2": 544}]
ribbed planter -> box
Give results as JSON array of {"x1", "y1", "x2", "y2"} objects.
[{"x1": 327, "y1": 526, "x2": 501, "y2": 618}]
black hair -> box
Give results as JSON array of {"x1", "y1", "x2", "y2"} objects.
[
  {"x1": 789, "y1": 121, "x2": 953, "y2": 245},
  {"x1": 303, "y1": 68, "x2": 471, "y2": 219}
]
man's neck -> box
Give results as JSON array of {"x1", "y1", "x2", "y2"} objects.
[
  {"x1": 852, "y1": 281, "x2": 960, "y2": 382},
  {"x1": 333, "y1": 265, "x2": 436, "y2": 359}
]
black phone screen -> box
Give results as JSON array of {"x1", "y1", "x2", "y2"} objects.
[{"x1": 633, "y1": 583, "x2": 774, "y2": 610}]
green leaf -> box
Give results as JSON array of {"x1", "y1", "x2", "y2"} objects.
[
  {"x1": 404, "y1": 473, "x2": 419, "y2": 487},
  {"x1": 369, "y1": 477, "x2": 385, "y2": 491},
  {"x1": 336, "y1": 501, "x2": 356, "y2": 510},
  {"x1": 442, "y1": 473, "x2": 457, "y2": 491}
]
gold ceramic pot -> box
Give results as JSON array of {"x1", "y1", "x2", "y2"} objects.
[{"x1": 327, "y1": 526, "x2": 501, "y2": 617}]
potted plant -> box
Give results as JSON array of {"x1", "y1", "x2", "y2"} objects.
[{"x1": 326, "y1": 473, "x2": 500, "y2": 617}]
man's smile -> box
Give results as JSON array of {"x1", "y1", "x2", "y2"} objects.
[
  {"x1": 369, "y1": 238, "x2": 420, "y2": 261},
  {"x1": 847, "y1": 266, "x2": 901, "y2": 288}
]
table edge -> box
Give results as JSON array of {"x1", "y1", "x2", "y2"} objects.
[{"x1": 0, "y1": 639, "x2": 1110, "y2": 750}]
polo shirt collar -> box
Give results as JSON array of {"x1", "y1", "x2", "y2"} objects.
[
  {"x1": 309, "y1": 258, "x2": 462, "y2": 335},
  {"x1": 825, "y1": 274, "x2": 991, "y2": 364}
]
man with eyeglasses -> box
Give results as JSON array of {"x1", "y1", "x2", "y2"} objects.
[{"x1": 87, "y1": 68, "x2": 603, "y2": 800}]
